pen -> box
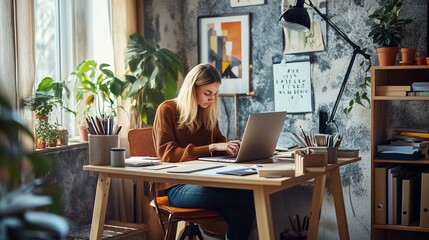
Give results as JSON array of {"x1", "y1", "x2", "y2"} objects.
[
  {"x1": 288, "y1": 215, "x2": 297, "y2": 233},
  {"x1": 295, "y1": 214, "x2": 302, "y2": 235},
  {"x1": 299, "y1": 126, "x2": 310, "y2": 146},
  {"x1": 115, "y1": 125, "x2": 122, "y2": 135}
]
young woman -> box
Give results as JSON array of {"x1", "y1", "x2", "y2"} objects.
[{"x1": 153, "y1": 63, "x2": 255, "y2": 240}]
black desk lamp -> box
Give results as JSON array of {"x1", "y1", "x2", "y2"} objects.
[{"x1": 279, "y1": 0, "x2": 371, "y2": 133}]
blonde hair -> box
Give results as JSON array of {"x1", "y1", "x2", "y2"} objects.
[{"x1": 175, "y1": 63, "x2": 221, "y2": 133}]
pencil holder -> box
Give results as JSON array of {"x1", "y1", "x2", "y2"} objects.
[
  {"x1": 89, "y1": 134, "x2": 119, "y2": 165},
  {"x1": 327, "y1": 147, "x2": 338, "y2": 164},
  {"x1": 280, "y1": 230, "x2": 307, "y2": 240}
]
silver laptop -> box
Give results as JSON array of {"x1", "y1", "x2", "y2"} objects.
[{"x1": 198, "y1": 111, "x2": 287, "y2": 163}]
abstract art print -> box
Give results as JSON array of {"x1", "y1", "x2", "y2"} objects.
[{"x1": 198, "y1": 13, "x2": 250, "y2": 94}]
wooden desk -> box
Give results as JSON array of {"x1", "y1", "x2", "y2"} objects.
[{"x1": 84, "y1": 157, "x2": 360, "y2": 240}]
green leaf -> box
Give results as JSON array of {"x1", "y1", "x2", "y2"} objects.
[{"x1": 124, "y1": 33, "x2": 183, "y2": 125}]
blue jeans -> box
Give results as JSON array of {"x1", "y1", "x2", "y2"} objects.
[{"x1": 167, "y1": 184, "x2": 255, "y2": 240}]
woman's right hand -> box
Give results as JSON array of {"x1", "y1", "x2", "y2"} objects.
[{"x1": 209, "y1": 140, "x2": 241, "y2": 156}]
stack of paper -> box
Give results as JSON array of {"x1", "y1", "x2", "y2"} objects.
[{"x1": 125, "y1": 156, "x2": 161, "y2": 167}]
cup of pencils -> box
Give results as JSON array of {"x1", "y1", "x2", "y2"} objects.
[
  {"x1": 280, "y1": 214, "x2": 308, "y2": 240},
  {"x1": 87, "y1": 115, "x2": 121, "y2": 165}
]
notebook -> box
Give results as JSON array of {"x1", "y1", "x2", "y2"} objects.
[{"x1": 198, "y1": 111, "x2": 287, "y2": 163}]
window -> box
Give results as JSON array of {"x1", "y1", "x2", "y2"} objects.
[{"x1": 34, "y1": 0, "x2": 114, "y2": 138}]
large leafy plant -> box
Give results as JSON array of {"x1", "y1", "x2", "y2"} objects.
[
  {"x1": 72, "y1": 60, "x2": 127, "y2": 121},
  {"x1": 368, "y1": 0, "x2": 413, "y2": 47},
  {"x1": 124, "y1": 33, "x2": 184, "y2": 126},
  {"x1": 0, "y1": 94, "x2": 69, "y2": 239}
]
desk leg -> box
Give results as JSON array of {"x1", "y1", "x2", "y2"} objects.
[
  {"x1": 330, "y1": 168, "x2": 350, "y2": 240},
  {"x1": 90, "y1": 173, "x2": 111, "y2": 240},
  {"x1": 308, "y1": 175, "x2": 326, "y2": 240},
  {"x1": 253, "y1": 186, "x2": 274, "y2": 240}
]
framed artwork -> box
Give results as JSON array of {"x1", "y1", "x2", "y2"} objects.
[
  {"x1": 281, "y1": 0, "x2": 327, "y2": 54},
  {"x1": 198, "y1": 13, "x2": 251, "y2": 94},
  {"x1": 231, "y1": 0, "x2": 264, "y2": 7}
]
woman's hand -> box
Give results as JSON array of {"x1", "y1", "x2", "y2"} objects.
[{"x1": 209, "y1": 140, "x2": 241, "y2": 156}]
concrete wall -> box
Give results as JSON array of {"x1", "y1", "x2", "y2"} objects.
[{"x1": 141, "y1": 0, "x2": 427, "y2": 239}]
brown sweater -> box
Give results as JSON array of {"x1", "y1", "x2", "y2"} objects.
[{"x1": 152, "y1": 100, "x2": 226, "y2": 163}]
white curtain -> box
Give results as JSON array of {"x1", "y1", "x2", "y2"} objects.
[{"x1": 0, "y1": 0, "x2": 36, "y2": 183}]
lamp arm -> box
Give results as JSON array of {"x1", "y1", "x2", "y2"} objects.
[
  {"x1": 326, "y1": 49, "x2": 358, "y2": 128},
  {"x1": 305, "y1": 0, "x2": 371, "y2": 133}
]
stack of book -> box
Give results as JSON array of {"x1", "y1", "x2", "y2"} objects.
[
  {"x1": 376, "y1": 85, "x2": 411, "y2": 96},
  {"x1": 407, "y1": 82, "x2": 429, "y2": 96},
  {"x1": 380, "y1": 126, "x2": 429, "y2": 160}
]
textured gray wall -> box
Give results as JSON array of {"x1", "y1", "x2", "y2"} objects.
[{"x1": 142, "y1": 0, "x2": 427, "y2": 239}]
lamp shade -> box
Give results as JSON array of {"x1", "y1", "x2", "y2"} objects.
[{"x1": 278, "y1": 0, "x2": 311, "y2": 32}]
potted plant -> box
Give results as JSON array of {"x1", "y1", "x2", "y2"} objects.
[
  {"x1": 71, "y1": 59, "x2": 127, "y2": 140},
  {"x1": 0, "y1": 93, "x2": 69, "y2": 238},
  {"x1": 368, "y1": 0, "x2": 413, "y2": 66},
  {"x1": 35, "y1": 120, "x2": 60, "y2": 149},
  {"x1": 23, "y1": 76, "x2": 75, "y2": 120},
  {"x1": 124, "y1": 33, "x2": 185, "y2": 126}
]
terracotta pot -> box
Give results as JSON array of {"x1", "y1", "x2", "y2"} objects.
[
  {"x1": 400, "y1": 48, "x2": 416, "y2": 65},
  {"x1": 46, "y1": 140, "x2": 57, "y2": 148},
  {"x1": 36, "y1": 140, "x2": 46, "y2": 149},
  {"x1": 376, "y1": 47, "x2": 398, "y2": 66},
  {"x1": 36, "y1": 115, "x2": 48, "y2": 122},
  {"x1": 416, "y1": 57, "x2": 426, "y2": 65},
  {"x1": 77, "y1": 124, "x2": 89, "y2": 142}
]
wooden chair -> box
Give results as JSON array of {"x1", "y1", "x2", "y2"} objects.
[{"x1": 128, "y1": 128, "x2": 225, "y2": 240}]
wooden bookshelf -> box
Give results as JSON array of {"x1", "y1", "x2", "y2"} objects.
[{"x1": 371, "y1": 66, "x2": 429, "y2": 240}]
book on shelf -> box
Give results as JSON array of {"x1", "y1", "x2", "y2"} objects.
[
  {"x1": 400, "y1": 131, "x2": 429, "y2": 139},
  {"x1": 392, "y1": 134, "x2": 429, "y2": 142},
  {"x1": 394, "y1": 126, "x2": 429, "y2": 133},
  {"x1": 376, "y1": 91, "x2": 407, "y2": 96},
  {"x1": 378, "y1": 151, "x2": 421, "y2": 160},
  {"x1": 401, "y1": 174, "x2": 421, "y2": 226},
  {"x1": 420, "y1": 171, "x2": 429, "y2": 228},
  {"x1": 392, "y1": 171, "x2": 405, "y2": 225},
  {"x1": 406, "y1": 91, "x2": 429, "y2": 96},
  {"x1": 390, "y1": 140, "x2": 429, "y2": 148},
  {"x1": 377, "y1": 145, "x2": 420, "y2": 154},
  {"x1": 412, "y1": 82, "x2": 429, "y2": 91},
  {"x1": 377, "y1": 145, "x2": 421, "y2": 160},
  {"x1": 387, "y1": 166, "x2": 402, "y2": 224},
  {"x1": 377, "y1": 85, "x2": 411, "y2": 91}
]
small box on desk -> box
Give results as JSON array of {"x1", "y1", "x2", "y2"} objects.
[
  {"x1": 295, "y1": 149, "x2": 328, "y2": 175},
  {"x1": 308, "y1": 146, "x2": 338, "y2": 164}
]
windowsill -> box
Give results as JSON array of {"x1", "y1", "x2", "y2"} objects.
[{"x1": 36, "y1": 137, "x2": 88, "y2": 154}]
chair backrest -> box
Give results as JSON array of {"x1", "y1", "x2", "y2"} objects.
[{"x1": 128, "y1": 127, "x2": 157, "y2": 157}]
